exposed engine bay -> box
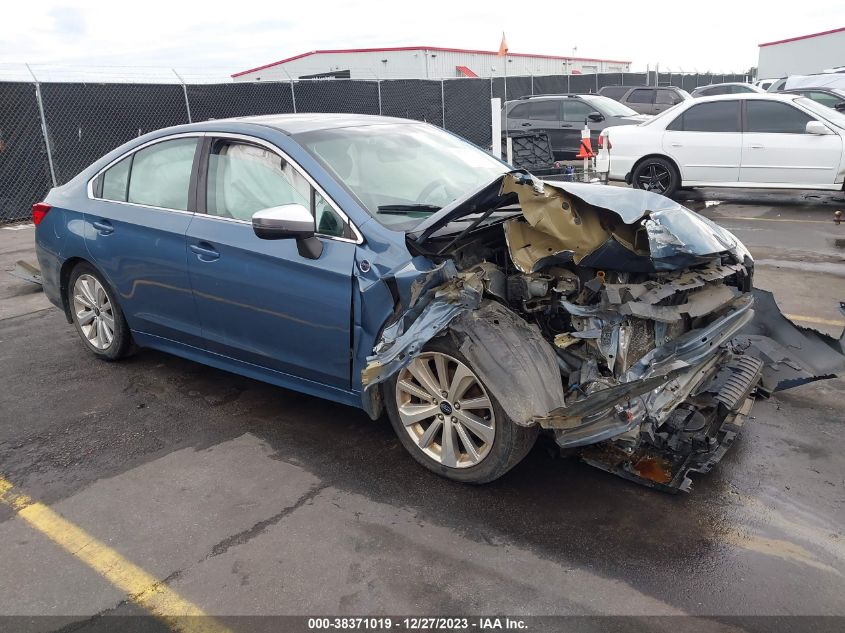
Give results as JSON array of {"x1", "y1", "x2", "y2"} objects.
[{"x1": 361, "y1": 172, "x2": 845, "y2": 492}]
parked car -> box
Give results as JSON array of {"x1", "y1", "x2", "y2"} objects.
[
  {"x1": 33, "y1": 114, "x2": 844, "y2": 490},
  {"x1": 782, "y1": 72, "x2": 845, "y2": 91},
  {"x1": 755, "y1": 78, "x2": 778, "y2": 91},
  {"x1": 597, "y1": 85, "x2": 691, "y2": 115},
  {"x1": 780, "y1": 87, "x2": 845, "y2": 111},
  {"x1": 766, "y1": 78, "x2": 788, "y2": 92},
  {"x1": 691, "y1": 82, "x2": 764, "y2": 97},
  {"x1": 601, "y1": 93, "x2": 845, "y2": 197},
  {"x1": 501, "y1": 94, "x2": 648, "y2": 160}
]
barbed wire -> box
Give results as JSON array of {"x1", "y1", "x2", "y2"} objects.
[{"x1": 0, "y1": 62, "x2": 755, "y2": 84}]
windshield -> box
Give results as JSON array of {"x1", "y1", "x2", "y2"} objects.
[
  {"x1": 795, "y1": 97, "x2": 845, "y2": 129},
  {"x1": 296, "y1": 123, "x2": 508, "y2": 228},
  {"x1": 581, "y1": 94, "x2": 638, "y2": 117}
]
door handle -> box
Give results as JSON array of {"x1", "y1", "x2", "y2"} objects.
[
  {"x1": 190, "y1": 242, "x2": 220, "y2": 262},
  {"x1": 561, "y1": 124, "x2": 573, "y2": 128},
  {"x1": 520, "y1": 122, "x2": 531, "y2": 126},
  {"x1": 670, "y1": 143, "x2": 683, "y2": 147},
  {"x1": 749, "y1": 144, "x2": 764, "y2": 149},
  {"x1": 92, "y1": 219, "x2": 113, "y2": 235}
]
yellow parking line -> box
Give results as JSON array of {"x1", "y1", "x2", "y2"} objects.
[
  {"x1": 708, "y1": 215, "x2": 835, "y2": 225},
  {"x1": 0, "y1": 476, "x2": 230, "y2": 633},
  {"x1": 784, "y1": 314, "x2": 845, "y2": 327}
]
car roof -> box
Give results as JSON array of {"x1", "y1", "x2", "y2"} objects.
[
  {"x1": 782, "y1": 87, "x2": 844, "y2": 94},
  {"x1": 695, "y1": 82, "x2": 757, "y2": 88},
  {"x1": 688, "y1": 92, "x2": 801, "y2": 103},
  {"x1": 505, "y1": 94, "x2": 596, "y2": 102},
  {"x1": 212, "y1": 113, "x2": 419, "y2": 135},
  {"x1": 600, "y1": 85, "x2": 680, "y2": 90}
]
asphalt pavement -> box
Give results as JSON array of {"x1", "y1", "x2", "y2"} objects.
[{"x1": 1, "y1": 188, "x2": 844, "y2": 632}]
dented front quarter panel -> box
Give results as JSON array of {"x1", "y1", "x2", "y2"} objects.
[
  {"x1": 448, "y1": 301, "x2": 566, "y2": 426},
  {"x1": 358, "y1": 172, "x2": 845, "y2": 491}
]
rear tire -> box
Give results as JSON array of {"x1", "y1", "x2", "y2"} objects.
[
  {"x1": 384, "y1": 336, "x2": 538, "y2": 484},
  {"x1": 631, "y1": 157, "x2": 680, "y2": 197},
  {"x1": 68, "y1": 262, "x2": 133, "y2": 360}
]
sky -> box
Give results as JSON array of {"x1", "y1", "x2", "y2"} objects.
[{"x1": 1, "y1": 0, "x2": 843, "y2": 81}]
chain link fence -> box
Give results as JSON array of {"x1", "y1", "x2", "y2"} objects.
[
  {"x1": 0, "y1": 70, "x2": 750, "y2": 223},
  {"x1": 0, "y1": 82, "x2": 54, "y2": 224}
]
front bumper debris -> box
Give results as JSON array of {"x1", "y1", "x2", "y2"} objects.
[{"x1": 580, "y1": 354, "x2": 763, "y2": 493}]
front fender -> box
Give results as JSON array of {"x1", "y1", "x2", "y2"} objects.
[{"x1": 447, "y1": 301, "x2": 566, "y2": 426}]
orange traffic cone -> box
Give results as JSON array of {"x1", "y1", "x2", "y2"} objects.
[{"x1": 575, "y1": 124, "x2": 595, "y2": 159}]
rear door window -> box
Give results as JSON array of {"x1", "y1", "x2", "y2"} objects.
[
  {"x1": 127, "y1": 138, "x2": 198, "y2": 211},
  {"x1": 667, "y1": 101, "x2": 740, "y2": 132},
  {"x1": 626, "y1": 89, "x2": 655, "y2": 104},
  {"x1": 746, "y1": 101, "x2": 813, "y2": 133},
  {"x1": 528, "y1": 101, "x2": 560, "y2": 121},
  {"x1": 508, "y1": 103, "x2": 531, "y2": 119}
]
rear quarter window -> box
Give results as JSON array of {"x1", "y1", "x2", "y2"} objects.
[{"x1": 100, "y1": 156, "x2": 131, "y2": 202}]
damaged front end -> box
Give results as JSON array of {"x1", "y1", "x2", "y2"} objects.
[{"x1": 362, "y1": 173, "x2": 845, "y2": 492}]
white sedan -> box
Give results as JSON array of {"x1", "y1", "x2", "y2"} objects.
[{"x1": 601, "y1": 93, "x2": 845, "y2": 196}]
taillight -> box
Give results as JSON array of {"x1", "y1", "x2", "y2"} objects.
[
  {"x1": 32, "y1": 202, "x2": 51, "y2": 226},
  {"x1": 598, "y1": 134, "x2": 612, "y2": 150}
]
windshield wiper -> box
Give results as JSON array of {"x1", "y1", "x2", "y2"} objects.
[{"x1": 377, "y1": 204, "x2": 441, "y2": 215}]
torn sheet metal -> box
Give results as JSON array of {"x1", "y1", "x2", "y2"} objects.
[
  {"x1": 489, "y1": 173, "x2": 752, "y2": 272},
  {"x1": 738, "y1": 288, "x2": 845, "y2": 392},
  {"x1": 360, "y1": 262, "x2": 482, "y2": 390},
  {"x1": 602, "y1": 262, "x2": 745, "y2": 305},
  {"x1": 539, "y1": 295, "x2": 754, "y2": 437},
  {"x1": 618, "y1": 284, "x2": 740, "y2": 323},
  {"x1": 378, "y1": 170, "x2": 844, "y2": 493}
]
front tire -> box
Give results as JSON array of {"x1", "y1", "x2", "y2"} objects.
[
  {"x1": 384, "y1": 336, "x2": 538, "y2": 484},
  {"x1": 68, "y1": 262, "x2": 133, "y2": 360},
  {"x1": 631, "y1": 157, "x2": 680, "y2": 197}
]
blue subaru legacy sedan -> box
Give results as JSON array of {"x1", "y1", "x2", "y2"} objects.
[{"x1": 35, "y1": 114, "x2": 844, "y2": 491}]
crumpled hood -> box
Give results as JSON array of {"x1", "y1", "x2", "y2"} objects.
[{"x1": 414, "y1": 172, "x2": 752, "y2": 272}]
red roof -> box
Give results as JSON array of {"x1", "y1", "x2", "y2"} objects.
[
  {"x1": 232, "y1": 46, "x2": 631, "y2": 78},
  {"x1": 759, "y1": 26, "x2": 845, "y2": 47}
]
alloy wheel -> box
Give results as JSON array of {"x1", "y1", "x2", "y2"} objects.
[
  {"x1": 637, "y1": 163, "x2": 671, "y2": 193},
  {"x1": 72, "y1": 274, "x2": 115, "y2": 350},
  {"x1": 395, "y1": 352, "x2": 496, "y2": 468}
]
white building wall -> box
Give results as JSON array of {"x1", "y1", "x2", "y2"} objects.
[
  {"x1": 234, "y1": 49, "x2": 630, "y2": 82},
  {"x1": 758, "y1": 30, "x2": 845, "y2": 78}
]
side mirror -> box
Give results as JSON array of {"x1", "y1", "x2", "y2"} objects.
[
  {"x1": 835, "y1": 102, "x2": 845, "y2": 113},
  {"x1": 805, "y1": 120, "x2": 832, "y2": 135},
  {"x1": 252, "y1": 204, "x2": 323, "y2": 259},
  {"x1": 587, "y1": 111, "x2": 604, "y2": 122}
]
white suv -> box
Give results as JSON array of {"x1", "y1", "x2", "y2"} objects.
[{"x1": 601, "y1": 93, "x2": 845, "y2": 196}]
